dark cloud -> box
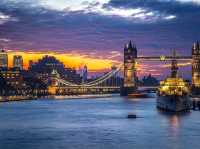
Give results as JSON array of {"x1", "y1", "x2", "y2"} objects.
[{"x1": 0, "y1": 0, "x2": 199, "y2": 58}]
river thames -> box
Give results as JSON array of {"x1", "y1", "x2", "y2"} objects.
[{"x1": 0, "y1": 96, "x2": 199, "y2": 149}]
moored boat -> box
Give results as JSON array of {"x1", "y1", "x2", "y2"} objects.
[{"x1": 157, "y1": 51, "x2": 192, "y2": 112}]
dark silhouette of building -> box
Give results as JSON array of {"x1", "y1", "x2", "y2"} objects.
[
  {"x1": 29, "y1": 60, "x2": 33, "y2": 69},
  {"x1": 0, "y1": 69, "x2": 32, "y2": 96},
  {"x1": 22, "y1": 71, "x2": 48, "y2": 97},
  {"x1": 141, "y1": 74, "x2": 159, "y2": 86},
  {"x1": 29, "y1": 55, "x2": 82, "y2": 84},
  {"x1": 13, "y1": 55, "x2": 23, "y2": 70},
  {"x1": 0, "y1": 49, "x2": 8, "y2": 70},
  {"x1": 0, "y1": 76, "x2": 14, "y2": 96},
  {"x1": 82, "y1": 65, "x2": 88, "y2": 83}
]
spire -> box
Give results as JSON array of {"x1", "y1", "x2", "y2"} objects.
[
  {"x1": 196, "y1": 41, "x2": 200, "y2": 50},
  {"x1": 192, "y1": 41, "x2": 200, "y2": 55},
  {"x1": 128, "y1": 40, "x2": 132, "y2": 49},
  {"x1": 193, "y1": 42, "x2": 196, "y2": 50}
]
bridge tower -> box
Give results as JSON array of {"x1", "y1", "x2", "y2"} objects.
[
  {"x1": 192, "y1": 41, "x2": 200, "y2": 94},
  {"x1": 48, "y1": 69, "x2": 60, "y2": 95},
  {"x1": 121, "y1": 41, "x2": 137, "y2": 96}
]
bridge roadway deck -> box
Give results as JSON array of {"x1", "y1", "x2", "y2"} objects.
[
  {"x1": 137, "y1": 56, "x2": 192, "y2": 61},
  {"x1": 57, "y1": 86, "x2": 120, "y2": 89},
  {"x1": 53, "y1": 86, "x2": 121, "y2": 95},
  {"x1": 56, "y1": 86, "x2": 158, "y2": 90}
]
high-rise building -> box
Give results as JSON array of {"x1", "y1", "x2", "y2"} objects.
[
  {"x1": 0, "y1": 49, "x2": 8, "y2": 69},
  {"x1": 13, "y1": 55, "x2": 23, "y2": 70},
  {"x1": 82, "y1": 65, "x2": 88, "y2": 83},
  {"x1": 29, "y1": 60, "x2": 33, "y2": 70}
]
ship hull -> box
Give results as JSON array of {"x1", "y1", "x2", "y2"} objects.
[{"x1": 157, "y1": 95, "x2": 192, "y2": 112}]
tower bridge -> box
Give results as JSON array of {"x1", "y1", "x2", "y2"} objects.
[
  {"x1": 48, "y1": 41, "x2": 200, "y2": 96},
  {"x1": 121, "y1": 41, "x2": 200, "y2": 96}
]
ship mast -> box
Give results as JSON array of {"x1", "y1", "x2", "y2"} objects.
[{"x1": 171, "y1": 50, "x2": 178, "y2": 78}]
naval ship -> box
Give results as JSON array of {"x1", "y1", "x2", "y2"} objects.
[{"x1": 157, "y1": 51, "x2": 192, "y2": 112}]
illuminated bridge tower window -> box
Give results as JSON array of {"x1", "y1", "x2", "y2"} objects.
[
  {"x1": 121, "y1": 41, "x2": 137, "y2": 96},
  {"x1": 192, "y1": 41, "x2": 200, "y2": 92}
]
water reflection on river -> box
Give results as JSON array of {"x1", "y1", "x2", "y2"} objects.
[{"x1": 0, "y1": 96, "x2": 199, "y2": 149}]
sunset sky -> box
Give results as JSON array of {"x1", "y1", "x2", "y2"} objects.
[{"x1": 0, "y1": 0, "x2": 199, "y2": 79}]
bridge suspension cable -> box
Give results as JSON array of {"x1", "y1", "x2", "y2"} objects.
[
  {"x1": 54, "y1": 78, "x2": 78, "y2": 86},
  {"x1": 53, "y1": 64, "x2": 123, "y2": 87},
  {"x1": 82, "y1": 64, "x2": 123, "y2": 86}
]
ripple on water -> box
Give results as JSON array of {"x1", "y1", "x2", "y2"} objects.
[{"x1": 0, "y1": 97, "x2": 199, "y2": 149}]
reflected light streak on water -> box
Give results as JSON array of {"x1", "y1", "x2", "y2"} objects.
[{"x1": 0, "y1": 97, "x2": 199, "y2": 149}]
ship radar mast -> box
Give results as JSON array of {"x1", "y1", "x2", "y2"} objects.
[{"x1": 171, "y1": 50, "x2": 178, "y2": 78}]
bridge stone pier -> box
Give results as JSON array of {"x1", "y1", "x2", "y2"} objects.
[
  {"x1": 121, "y1": 41, "x2": 137, "y2": 96},
  {"x1": 192, "y1": 41, "x2": 200, "y2": 94}
]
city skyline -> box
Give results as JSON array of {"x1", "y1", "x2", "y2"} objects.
[
  {"x1": 5, "y1": 51, "x2": 119, "y2": 72},
  {"x1": 0, "y1": 47, "x2": 192, "y2": 79}
]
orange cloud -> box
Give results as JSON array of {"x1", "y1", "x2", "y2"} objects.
[
  {"x1": 7, "y1": 50, "x2": 190, "y2": 77},
  {"x1": 7, "y1": 51, "x2": 121, "y2": 71}
]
